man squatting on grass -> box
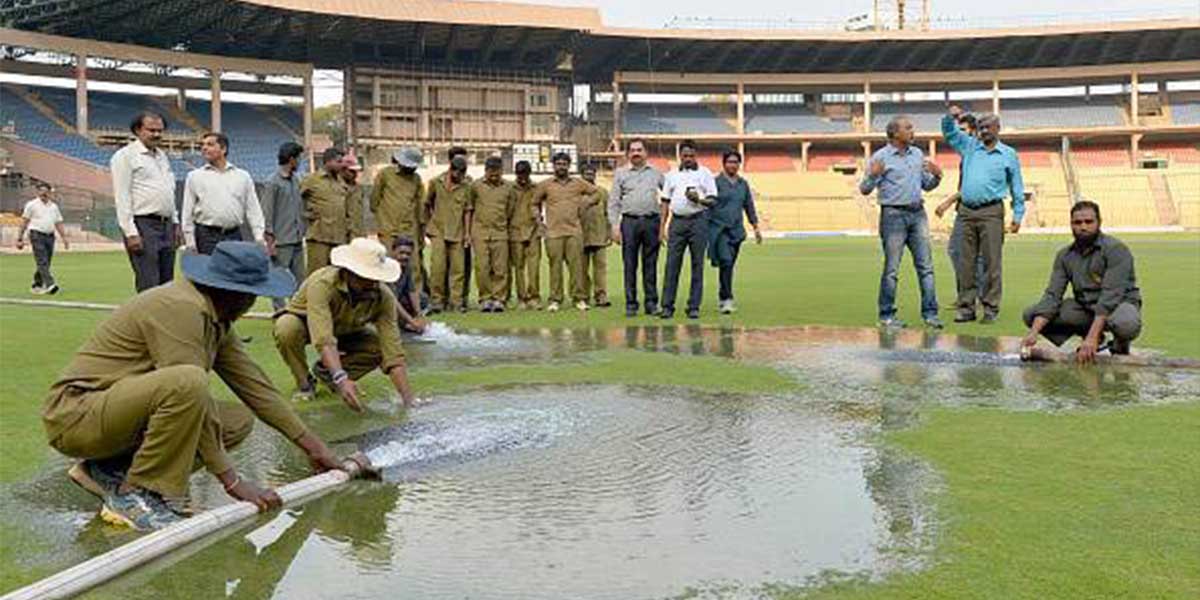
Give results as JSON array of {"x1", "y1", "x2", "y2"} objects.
[
  {"x1": 42, "y1": 241, "x2": 342, "y2": 531},
  {"x1": 16, "y1": 181, "x2": 69, "y2": 295},
  {"x1": 1021, "y1": 200, "x2": 1142, "y2": 364},
  {"x1": 274, "y1": 237, "x2": 417, "y2": 408}
]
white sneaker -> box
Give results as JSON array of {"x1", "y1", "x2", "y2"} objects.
[
  {"x1": 30, "y1": 285, "x2": 45, "y2": 295},
  {"x1": 575, "y1": 301, "x2": 590, "y2": 311},
  {"x1": 547, "y1": 302, "x2": 560, "y2": 312},
  {"x1": 719, "y1": 300, "x2": 736, "y2": 314}
]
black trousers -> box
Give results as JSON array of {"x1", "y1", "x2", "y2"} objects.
[
  {"x1": 661, "y1": 212, "x2": 708, "y2": 313},
  {"x1": 620, "y1": 214, "x2": 661, "y2": 311},
  {"x1": 717, "y1": 244, "x2": 741, "y2": 302},
  {"x1": 30, "y1": 230, "x2": 56, "y2": 288},
  {"x1": 195, "y1": 223, "x2": 243, "y2": 255},
  {"x1": 127, "y1": 215, "x2": 176, "y2": 292}
]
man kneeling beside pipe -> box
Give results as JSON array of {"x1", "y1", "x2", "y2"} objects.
[{"x1": 43, "y1": 241, "x2": 343, "y2": 531}]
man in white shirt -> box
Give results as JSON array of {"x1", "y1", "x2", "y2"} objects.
[
  {"x1": 659, "y1": 139, "x2": 717, "y2": 319},
  {"x1": 15, "y1": 181, "x2": 69, "y2": 295},
  {"x1": 110, "y1": 111, "x2": 179, "y2": 292},
  {"x1": 182, "y1": 132, "x2": 266, "y2": 255}
]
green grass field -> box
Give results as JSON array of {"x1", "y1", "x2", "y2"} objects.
[{"x1": 1, "y1": 233, "x2": 1198, "y2": 598}]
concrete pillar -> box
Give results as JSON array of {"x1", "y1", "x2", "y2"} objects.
[
  {"x1": 419, "y1": 79, "x2": 431, "y2": 140},
  {"x1": 1130, "y1": 72, "x2": 1140, "y2": 127},
  {"x1": 800, "y1": 141, "x2": 811, "y2": 172},
  {"x1": 612, "y1": 79, "x2": 622, "y2": 151},
  {"x1": 991, "y1": 79, "x2": 1000, "y2": 116},
  {"x1": 736, "y1": 82, "x2": 745, "y2": 135},
  {"x1": 738, "y1": 142, "x2": 745, "y2": 166},
  {"x1": 176, "y1": 88, "x2": 187, "y2": 111},
  {"x1": 372, "y1": 75, "x2": 382, "y2": 137},
  {"x1": 343, "y1": 67, "x2": 355, "y2": 144},
  {"x1": 303, "y1": 72, "x2": 314, "y2": 172},
  {"x1": 928, "y1": 139, "x2": 936, "y2": 159},
  {"x1": 1130, "y1": 133, "x2": 1141, "y2": 166},
  {"x1": 862, "y1": 141, "x2": 872, "y2": 162},
  {"x1": 210, "y1": 69, "x2": 222, "y2": 132},
  {"x1": 863, "y1": 81, "x2": 872, "y2": 133},
  {"x1": 74, "y1": 53, "x2": 88, "y2": 136}
]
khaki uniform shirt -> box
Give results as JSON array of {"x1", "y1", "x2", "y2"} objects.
[
  {"x1": 469, "y1": 179, "x2": 516, "y2": 242},
  {"x1": 534, "y1": 177, "x2": 598, "y2": 239},
  {"x1": 300, "y1": 171, "x2": 352, "y2": 244},
  {"x1": 344, "y1": 183, "x2": 366, "y2": 240},
  {"x1": 509, "y1": 181, "x2": 539, "y2": 241},
  {"x1": 285, "y1": 266, "x2": 405, "y2": 370},
  {"x1": 370, "y1": 167, "x2": 424, "y2": 238},
  {"x1": 582, "y1": 186, "x2": 611, "y2": 248},
  {"x1": 43, "y1": 278, "x2": 309, "y2": 474},
  {"x1": 424, "y1": 174, "x2": 473, "y2": 242}
]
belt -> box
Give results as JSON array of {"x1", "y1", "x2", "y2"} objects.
[
  {"x1": 671, "y1": 212, "x2": 705, "y2": 220},
  {"x1": 622, "y1": 213, "x2": 658, "y2": 219},
  {"x1": 881, "y1": 203, "x2": 925, "y2": 212},
  {"x1": 964, "y1": 199, "x2": 1003, "y2": 209},
  {"x1": 134, "y1": 213, "x2": 172, "y2": 223},
  {"x1": 197, "y1": 223, "x2": 241, "y2": 234}
]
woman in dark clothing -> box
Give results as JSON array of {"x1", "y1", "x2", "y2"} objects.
[{"x1": 708, "y1": 150, "x2": 763, "y2": 314}]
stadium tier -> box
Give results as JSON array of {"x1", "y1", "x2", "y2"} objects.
[
  {"x1": 2, "y1": 84, "x2": 301, "y2": 181},
  {"x1": 623, "y1": 104, "x2": 733, "y2": 134},
  {"x1": 0, "y1": 85, "x2": 114, "y2": 166},
  {"x1": 999, "y1": 96, "x2": 1126, "y2": 129},
  {"x1": 1171, "y1": 99, "x2": 1200, "y2": 125},
  {"x1": 745, "y1": 104, "x2": 849, "y2": 134}
]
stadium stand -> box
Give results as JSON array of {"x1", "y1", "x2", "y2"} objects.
[
  {"x1": 1170, "y1": 98, "x2": 1200, "y2": 125},
  {"x1": 1000, "y1": 96, "x2": 1125, "y2": 129},
  {"x1": 0, "y1": 85, "x2": 113, "y2": 166},
  {"x1": 1070, "y1": 144, "x2": 1130, "y2": 167},
  {"x1": 745, "y1": 104, "x2": 849, "y2": 134},
  {"x1": 1075, "y1": 168, "x2": 1160, "y2": 227},
  {"x1": 623, "y1": 103, "x2": 733, "y2": 134},
  {"x1": 744, "y1": 148, "x2": 796, "y2": 172},
  {"x1": 32, "y1": 86, "x2": 192, "y2": 134},
  {"x1": 1166, "y1": 169, "x2": 1200, "y2": 228},
  {"x1": 869, "y1": 101, "x2": 945, "y2": 132}
]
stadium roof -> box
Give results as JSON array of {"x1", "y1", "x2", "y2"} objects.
[{"x1": 3, "y1": 1, "x2": 1199, "y2": 81}]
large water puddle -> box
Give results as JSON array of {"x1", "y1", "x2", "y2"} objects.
[{"x1": 4, "y1": 325, "x2": 1198, "y2": 599}]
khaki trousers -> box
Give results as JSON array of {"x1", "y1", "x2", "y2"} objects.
[
  {"x1": 48, "y1": 365, "x2": 254, "y2": 497},
  {"x1": 472, "y1": 238, "x2": 509, "y2": 303},
  {"x1": 582, "y1": 245, "x2": 609, "y2": 303},
  {"x1": 428, "y1": 237, "x2": 466, "y2": 309},
  {"x1": 545, "y1": 235, "x2": 585, "y2": 304},
  {"x1": 507, "y1": 237, "x2": 542, "y2": 304},
  {"x1": 273, "y1": 313, "x2": 387, "y2": 388},
  {"x1": 306, "y1": 241, "x2": 336, "y2": 277}
]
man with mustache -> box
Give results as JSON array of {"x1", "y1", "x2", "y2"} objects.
[{"x1": 1021, "y1": 200, "x2": 1142, "y2": 364}]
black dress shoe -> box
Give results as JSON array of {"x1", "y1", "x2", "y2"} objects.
[
  {"x1": 658, "y1": 309, "x2": 674, "y2": 319},
  {"x1": 954, "y1": 312, "x2": 977, "y2": 323},
  {"x1": 645, "y1": 303, "x2": 659, "y2": 316},
  {"x1": 980, "y1": 312, "x2": 999, "y2": 324},
  {"x1": 686, "y1": 309, "x2": 700, "y2": 319}
]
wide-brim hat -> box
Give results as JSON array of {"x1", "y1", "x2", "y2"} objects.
[
  {"x1": 393, "y1": 147, "x2": 422, "y2": 169},
  {"x1": 331, "y1": 237, "x2": 401, "y2": 283},
  {"x1": 181, "y1": 241, "x2": 296, "y2": 297}
]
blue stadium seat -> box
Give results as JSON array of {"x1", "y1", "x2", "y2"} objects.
[
  {"x1": 623, "y1": 104, "x2": 733, "y2": 134},
  {"x1": 0, "y1": 86, "x2": 114, "y2": 166},
  {"x1": 999, "y1": 97, "x2": 1123, "y2": 129},
  {"x1": 745, "y1": 104, "x2": 849, "y2": 134},
  {"x1": 1171, "y1": 100, "x2": 1200, "y2": 125}
]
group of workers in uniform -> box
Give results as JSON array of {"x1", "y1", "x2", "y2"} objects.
[{"x1": 35, "y1": 112, "x2": 1144, "y2": 535}]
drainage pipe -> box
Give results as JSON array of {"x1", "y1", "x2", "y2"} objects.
[
  {"x1": 0, "y1": 297, "x2": 275, "y2": 320},
  {"x1": 1, "y1": 454, "x2": 375, "y2": 600}
]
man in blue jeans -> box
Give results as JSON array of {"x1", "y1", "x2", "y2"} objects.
[{"x1": 860, "y1": 116, "x2": 944, "y2": 329}]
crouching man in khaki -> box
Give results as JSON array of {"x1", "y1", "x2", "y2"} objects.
[
  {"x1": 43, "y1": 241, "x2": 343, "y2": 531},
  {"x1": 274, "y1": 237, "x2": 416, "y2": 409}
]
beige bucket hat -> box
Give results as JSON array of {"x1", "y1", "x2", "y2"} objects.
[{"x1": 330, "y1": 237, "x2": 401, "y2": 283}]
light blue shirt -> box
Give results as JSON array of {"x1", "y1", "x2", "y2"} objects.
[
  {"x1": 858, "y1": 144, "x2": 940, "y2": 206},
  {"x1": 941, "y1": 114, "x2": 1026, "y2": 223}
]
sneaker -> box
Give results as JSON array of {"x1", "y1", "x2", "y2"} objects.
[
  {"x1": 878, "y1": 317, "x2": 907, "y2": 329},
  {"x1": 575, "y1": 301, "x2": 590, "y2": 311},
  {"x1": 644, "y1": 303, "x2": 659, "y2": 316},
  {"x1": 658, "y1": 308, "x2": 674, "y2": 319},
  {"x1": 30, "y1": 285, "x2": 45, "y2": 295},
  {"x1": 493, "y1": 302, "x2": 505, "y2": 313},
  {"x1": 547, "y1": 302, "x2": 560, "y2": 313},
  {"x1": 1110, "y1": 337, "x2": 1131, "y2": 355},
  {"x1": 68, "y1": 459, "x2": 126, "y2": 499},
  {"x1": 954, "y1": 312, "x2": 977, "y2": 323},
  {"x1": 686, "y1": 309, "x2": 700, "y2": 319},
  {"x1": 980, "y1": 312, "x2": 999, "y2": 325},
  {"x1": 924, "y1": 317, "x2": 945, "y2": 330},
  {"x1": 595, "y1": 297, "x2": 612, "y2": 308},
  {"x1": 481, "y1": 302, "x2": 494, "y2": 313},
  {"x1": 718, "y1": 300, "x2": 736, "y2": 314},
  {"x1": 532, "y1": 301, "x2": 544, "y2": 311},
  {"x1": 46, "y1": 284, "x2": 60, "y2": 295},
  {"x1": 100, "y1": 487, "x2": 184, "y2": 531}
]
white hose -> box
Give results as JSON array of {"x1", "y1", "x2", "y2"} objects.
[
  {"x1": 0, "y1": 297, "x2": 275, "y2": 320},
  {"x1": 1, "y1": 456, "x2": 371, "y2": 600}
]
